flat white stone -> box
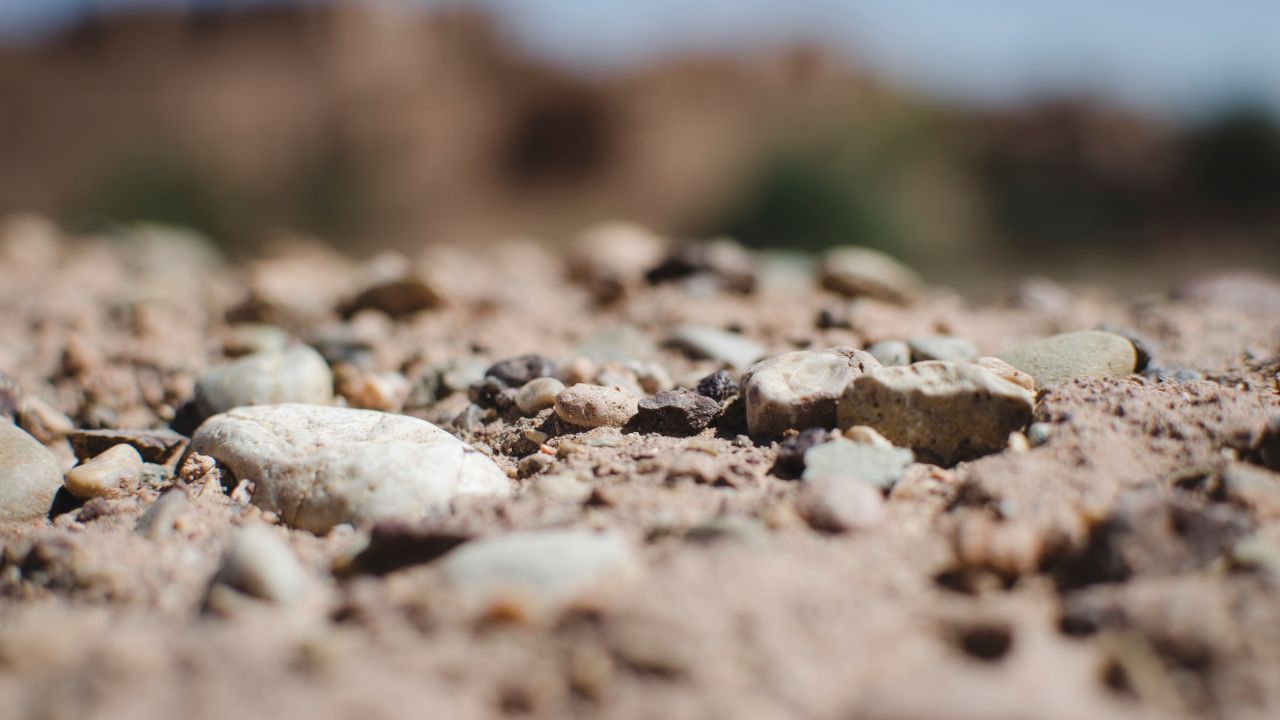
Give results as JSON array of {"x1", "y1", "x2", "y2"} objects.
[{"x1": 190, "y1": 404, "x2": 511, "y2": 533}]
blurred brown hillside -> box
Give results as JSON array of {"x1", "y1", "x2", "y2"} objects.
[{"x1": 0, "y1": 3, "x2": 1276, "y2": 282}]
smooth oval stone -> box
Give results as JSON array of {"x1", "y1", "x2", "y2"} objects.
[
  {"x1": 516, "y1": 377, "x2": 566, "y2": 416},
  {"x1": 64, "y1": 443, "x2": 142, "y2": 500},
  {"x1": 796, "y1": 476, "x2": 886, "y2": 533},
  {"x1": 866, "y1": 339, "x2": 911, "y2": 367},
  {"x1": 742, "y1": 348, "x2": 880, "y2": 437},
  {"x1": 838, "y1": 361, "x2": 1034, "y2": 464},
  {"x1": 819, "y1": 246, "x2": 924, "y2": 303},
  {"x1": 211, "y1": 524, "x2": 309, "y2": 604},
  {"x1": 190, "y1": 404, "x2": 511, "y2": 534},
  {"x1": 908, "y1": 335, "x2": 978, "y2": 363},
  {"x1": 996, "y1": 330, "x2": 1137, "y2": 390},
  {"x1": 0, "y1": 421, "x2": 62, "y2": 522},
  {"x1": 441, "y1": 530, "x2": 638, "y2": 613},
  {"x1": 554, "y1": 384, "x2": 638, "y2": 429},
  {"x1": 195, "y1": 346, "x2": 333, "y2": 417}
]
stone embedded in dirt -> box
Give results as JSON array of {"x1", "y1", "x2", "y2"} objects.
[
  {"x1": 194, "y1": 345, "x2": 334, "y2": 418},
  {"x1": 838, "y1": 361, "x2": 1035, "y2": 464},
  {"x1": 908, "y1": 335, "x2": 978, "y2": 363},
  {"x1": 819, "y1": 246, "x2": 924, "y2": 303},
  {"x1": 515, "y1": 377, "x2": 566, "y2": 416},
  {"x1": 554, "y1": 384, "x2": 639, "y2": 429},
  {"x1": 441, "y1": 530, "x2": 639, "y2": 613},
  {"x1": 0, "y1": 421, "x2": 63, "y2": 522},
  {"x1": 190, "y1": 404, "x2": 511, "y2": 533},
  {"x1": 69, "y1": 428, "x2": 187, "y2": 465},
  {"x1": 210, "y1": 525, "x2": 309, "y2": 605},
  {"x1": 64, "y1": 443, "x2": 143, "y2": 500},
  {"x1": 996, "y1": 330, "x2": 1137, "y2": 390},
  {"x1": 866, "y1": 339, "x2": 910, "y2": 366},
  {"x1": 485, "y1": 354, "x2": 558, "y2": 389},
  {"x1": 135, "y1": 488, "x2": 189, "y2": 539},
  {"x1": 796, "y1": 476, "x2": 886, "y2": 533},
  {"x1": 668, "y1": 324, "x2": 765, "y2": 369},
  {"x1": 801, "y1": 437, "x2": 913, "y2": 490},
  {"x1": 631, "y1": 389, "x2": 721, "y2": 436},
  {"x1": 694, "y1": 369, "x2": 738, "y2": 402},
  {"x1": 742, "y1": 348, "x2": 880, "y2": 437}
]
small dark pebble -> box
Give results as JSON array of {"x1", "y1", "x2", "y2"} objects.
[
  {"x1": 630, "y1": 389, "x2": 722, "y2": 436},
  {"x1": 695, "y1": 370, "x2": 738, "y2": 402},
  {"x1": 169, "y1": 399, "x2": 205, "y2": 437},
  {"x1": 468, "y1": 376, "x2": 516, "y2": 410},
  {"x1": 484, "y1": 354, "x2": 558, "y2": 388},
  {"x1": 772, "y1": 428, "x2": 830, "y2": 479}
]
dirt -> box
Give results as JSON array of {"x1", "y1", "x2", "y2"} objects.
[{"x1": 1, "y1": 219, "x2": 1279, "y2": 719}]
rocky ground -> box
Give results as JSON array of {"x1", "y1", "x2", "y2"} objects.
[{"x1": 1, "y1": 215, "x2": 1279, "y2": 719}]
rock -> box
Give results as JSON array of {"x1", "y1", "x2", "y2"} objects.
[
  {"x1": 644, "y1": 238, "x2": 756, "y2": 293},
  {"x1": 866, "y1": 340, "x2": 910, "y2": 366},
  {"x1": 819, "y1": 246, "x2": 924, "y2": 303},
  {"x1": 135, "y1": 488, "x2": 189, "y2": 539},
  {"x1": 0, "y1": 372, "x2": 18, "y2": 420},
  {"x1": 516, "y1": 377, "x2": 566, "y2": 416},
  {"x1": 694, "y1": 370, "x2": 738, "y2": 402},
  {"x1": 838, "y1": 362, "x2": 1035, "y2": 464},
  {"x1": 567, "y1": 222, "x2": 669, "y2": 303},
  {"x1": 802, "y1": 438, "x2": 913, "y2": 490},
  {"x1": 69, "y1": 428, "x2": 187, "y2": 465},
  {"x1": 741, "y1": 348, "x2": 880, "y2": 437},
  {"x1": 843, "y1": 425, "x2": 894, "y2": 448},
  {"x1": 996, "y1": 330, "x2": 1137, "y2": 389},
  {"x1": 343, "y1": 276, "x2": 442, "y2": 319},
  {"x1": 64, "y1": 444, "x2": 143, "y2": 500},
  {"x1": 631, "y1": 390, "x2": 721, "y2": 436},
  {"x1": 441, "y1": 530, "x2": 638, "y2": 612},
  {"x1": 796, "y1": 476, "x2": 886, "y2": 532},
  {"x1": 210, "y1": 525, "x2": 309, "y2": 604},
  {"x1": 15, "y1": 396, "x2": 74, "y2": 444},
  {"x1": 0, "y1": 421, "x2": 63, "y2": 522},
  {"x1": 195, "y1": 346, "x2": 333, "y2": 417},
  {"x1": 1026, "y1": 422, "x2": 1053, "y2": 447},
  {"x1": 668, "y1": 325, "x2": 765, "y2": 369},
  {"x1": 485, "y1": 354, "x2": 558, "y2": 389},
  {"x1": 468, "y1": 377, "x2": 517, "y2": 411},
  {"x1": 334, "y1": 366, "x2": 410, "y2": 412},
  {"x1": 773, "y1": 428, "x2": 831, "y2": 479},
  {"x1": 974, "y1": 356, "x2": 1035, "y2": 392},
  {"x1": 908, "y1": 336, "x2": 978, "y2": 363},
  {"x1": 189, "y1": 404, "x2": 511, "y2": 533},
  {"x1": 554, "y1": 384, "x2": 638, "y2": 429}
]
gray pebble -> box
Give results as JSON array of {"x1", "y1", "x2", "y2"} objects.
[
  {"x1": 668, "y1": 325, "x2": 765, "y2": 369},
  {"x1": 211, "y1": 524, "x2": 309, "y2": 604},
  {"x1": 516, "y1": 377, "x2": 566, "y2": 416},
  {"x1": 866, "y1": 340, "x2": 911, "y2": 366},
  {"x1": 135, "y1": 488, "x2": 189, "y2": 539},
  {"x1": 195, "y1": 346, "x2": 333, "y2": 417},
  {"x1": 802, "y1": 437, "x2": 913, "y2": 490},
  {"x1": 908, "y1": 335, "x2": 978, "y2": 363},
  {"x1": 0, "y1": 421, "x2": 62, "y2": 522}
]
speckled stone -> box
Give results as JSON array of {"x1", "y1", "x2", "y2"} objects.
[{"x1": 996, "y1": 330, "x2": 1137, "y2": 389}]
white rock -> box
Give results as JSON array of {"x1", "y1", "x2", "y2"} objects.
[
  {"x1": 802, "y1": 437, "x2": 913, "y2": 490},
  {"x1": 796, "y1": 476, "x2": 886, "y2": 533},
  {"x1": 190, "y1": 404, "x2": 511, "y2": 533},
  {"x1": 195, "y1": 346, "x2": 333, "y2": 416},
  {"x1": 866, "y1": 339, "x2": 911, "y2": 366},
  {"x1": 516, "y1": 377, "x2": 565, "y2": 416},
  {"x1": 441, "y1": 530, "x2": 638, "y2": 612},
  {"x1": 0, "y1": 421, "x2": 62, "y2": 522},
  {"x1": 742, "y1": 348, "x2": 880, "y2": 436}
]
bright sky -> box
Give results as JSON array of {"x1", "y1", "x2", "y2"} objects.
[{"x1": 3, "y1": 0, "x2": 1278, "y2": 118}]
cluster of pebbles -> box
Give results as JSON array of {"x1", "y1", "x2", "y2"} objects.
[{"x1": 1, "y1": 214, "x2": 1279, "y2": 719}]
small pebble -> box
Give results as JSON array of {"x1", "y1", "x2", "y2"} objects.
[
  {"x1": 195, "y1": 346, "x2": 334, "y2": 417},
  {"x1": 210, "y1": 524, "x2": 309, "y2": 605},
  {"x1": 554, "y1": 384, "x2": 639, "y2": 429},
  {"x1": 796, "y1": 477, "x2": 885, "y2": 533},
  {"x1": 486, "y1": 354, "x2": 558, "y2": 388},
  {"x1": 0, "y1": 421, "x2": 63, "y2": 521},
  {"x1": 866, "y1": 340, "x2": 910, "y2": 367},
  {"x1": 631, "y1": 390, "x2": 721, "y2": 436},
  {"x1": 843, "y1": 425, "x2": 894, "y2": 448},
  {"x1": 334, "y1": 366, "x2": 410, "y2": 412},
  {"x1": 1027, "y1": 422, "x2": 1053, "y2": 447},
  {"x1": 64, "y1": 444, "x2": 143, "y2": 500},
  {"x1": 135, "y1": 488, "x2": 189, "y2": 539},
  {"x1": 668, "y1": 325, "x2": 765, "y2": 369},
  {"x1": 908, "y1": 335, "x2": 978, "y2": 363},
  {"x1": 694, "y1": 370, "x2": 738, "y2": 402},
  {"x1": 802, "y1": 438, "x2": 913, "y2": 490},
  {"x1": 819, "y1": 246, "x2": 924, "y2": 303},
  {"x1": 516, "y1": 377, "x2": 566, "y2": 416}
]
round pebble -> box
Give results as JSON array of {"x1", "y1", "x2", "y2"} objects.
[
  {"x1": 64, "y1": 443, "x2": 143, "y2": 500},
  {"x1": 866, "y1": 340, "x2": 910, "y2": 367},
  {"x1": 195, "y1": 345, "x2": 333, "y2": 417},
  {"x1": 516, "y1": 377, "x2": 566, "y2": 416},
  {"x1": 819, "y1": 246, "x2": 924, "y2": 303},
  {"x1": 554, "y1": 384, "x2": 639, "y2": 429}
]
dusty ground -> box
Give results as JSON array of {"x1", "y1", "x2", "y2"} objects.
[{"x1": 1, "y1": 216, "x2": 1279, "y2": 720}]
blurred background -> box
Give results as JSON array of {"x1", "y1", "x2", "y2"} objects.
[{"x1": 1, "y1": 0, "x2": 1277, "y2": 290}]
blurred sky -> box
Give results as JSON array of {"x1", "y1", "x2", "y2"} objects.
[{"x1": 1, "y1": 0, "x2": 1278, "y2": 118}]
